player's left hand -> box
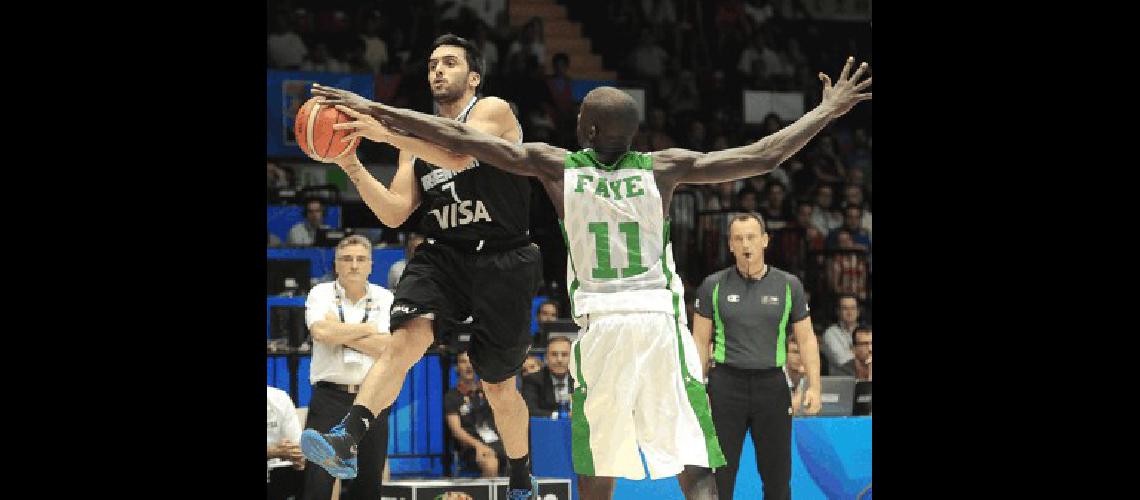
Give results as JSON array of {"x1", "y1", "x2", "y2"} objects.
[
  {"x1": 818, "y1": 56, "x2": 872, "y2": 119},
  {"x1": 311, "y1": 84, "x2": 373, "y2": 114},
  {"x1": 333, "y1": 105, "x2": 400, "y2": 145},
  {"x1": 802, "y1": 386, "x2": 823, "y2": 415}
]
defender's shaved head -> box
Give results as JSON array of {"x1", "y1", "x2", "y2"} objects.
[{"x1": 577, "y1": 87, "x2": 640, "y2": 153}]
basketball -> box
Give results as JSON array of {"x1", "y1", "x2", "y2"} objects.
[{"x1": 295, "y1": 98, "x2": 360, "y2": 162}]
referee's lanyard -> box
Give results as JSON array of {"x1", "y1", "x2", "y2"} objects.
[{"x1": 335, "y1": 283, "x2": 371, "y2": 355}]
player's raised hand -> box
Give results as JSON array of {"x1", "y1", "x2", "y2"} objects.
[
  {"x1": 818, "y1": 56, "x2": 872, "y2": 119},
  {"x1": 311, "y1": 83, "x2": 373, "y2": 114}
]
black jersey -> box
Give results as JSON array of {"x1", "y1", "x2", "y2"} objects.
[{"x1": 412, "y1": 96, "x2": 531, "y2": 242}]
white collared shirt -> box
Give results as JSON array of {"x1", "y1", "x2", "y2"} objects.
[
  {"x1": 305, "y1": 280, "x2": 394, "y2": 385},
  {"x1": 267, "y1": 386, "x2": 302, "y2": 473}
]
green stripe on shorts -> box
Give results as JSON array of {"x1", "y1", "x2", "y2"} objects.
[
  {"x1": 672, "y1": 292, "x2": 727, "y2": 469},
  {"x1": 571, "y1": 340, "x2": 595, "y2": 475}
]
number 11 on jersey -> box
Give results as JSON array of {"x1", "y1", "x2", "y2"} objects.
[{"x1": 588, "y1": 221, "x2": 649, "y2": 279}]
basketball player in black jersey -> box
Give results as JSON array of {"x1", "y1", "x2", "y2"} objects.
[{"x1": 300, "y1": 34, "x2": 543, "y2": 499}]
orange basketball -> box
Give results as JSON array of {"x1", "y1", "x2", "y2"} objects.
[{"x1": 295, "y1": 98, "x2": 360, "y2": 162}]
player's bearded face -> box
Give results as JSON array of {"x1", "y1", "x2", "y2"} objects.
[{"x1": 428, "y1": 46, "x2": 476, "y2": 104}]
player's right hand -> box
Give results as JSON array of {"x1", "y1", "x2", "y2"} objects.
[{"x1": 333, "y1": 105, "x2": 399, "y2": 145}]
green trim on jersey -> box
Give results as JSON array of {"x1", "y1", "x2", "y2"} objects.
[
  {"x1": 775, "y1": 283, "x2": 792, "y2": 367},
  {"x1": 712, "y1": 282, "x2": 726, "y2": 364},
  {"x1": 559, "y1": 221, "x2": 581, "y2": 318},
  {"x1": 564, "y1": 149, "x2": 653, "y2": 171},
  {"x1": 571, "y1": 341, "x2": 595, "y2": 475}
]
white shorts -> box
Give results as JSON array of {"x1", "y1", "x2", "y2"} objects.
[{"x1": 568, "y1": 312, "x2": 726, "y2": 480}]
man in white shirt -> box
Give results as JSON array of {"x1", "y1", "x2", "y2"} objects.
[
  {"x1": 820, "y1": 294, "x2": 861, "y2": 376},
  {"x1": 301, "y1": 235, "x2": 395, "y2": 500},
  {"x1": 268, "y1": 386, "x2": 305, "y2": 500},
  {"x1": 288, "y1": 199, "x2": 325, "y2": 247}
]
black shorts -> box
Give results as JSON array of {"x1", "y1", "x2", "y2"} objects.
[{"x1": 390, "y1": 238, "x2": 542, "y2": 383}]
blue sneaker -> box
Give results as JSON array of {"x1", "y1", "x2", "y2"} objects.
[
  {"x1": 506, "y1": 475, "x2": 539, "y2": 500},
  {"x1": 300, "y1": 422, "x2": 359, "y2": 479}
]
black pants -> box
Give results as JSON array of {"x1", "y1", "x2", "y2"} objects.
[
  {"x1": 707, "y1": 365, "x2": 792, "y2": 500},
  {"x1": 268, "y1": 466, "x2": 304, "y2": 500},
  {"x1": 301, "y1": 384, "x2": 391, "y2": 500}
]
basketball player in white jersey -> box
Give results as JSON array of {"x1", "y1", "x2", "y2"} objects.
[{"x1": 325, "y1": 57, "x2": 871, "y2": 500}]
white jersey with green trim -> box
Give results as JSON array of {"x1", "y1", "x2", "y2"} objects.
[{"x1": 561, "y1": 149, "x2": 679, "y2": 319}]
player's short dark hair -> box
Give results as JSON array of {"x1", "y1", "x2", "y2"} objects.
[
  {"x1": 729, "y1": 211, "x2": 767, "y2": 233},
  {"x1": 580, "y1": 87, "x2": 640, "y2": 149},
  {"x1": 431, "y1": 33, "x2": 484, "y2": 79}
]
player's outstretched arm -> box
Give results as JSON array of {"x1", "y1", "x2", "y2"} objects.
[
  {"x1": 313, "y1": 83, "x2": 478, "y2": 171},
  {"x1": 351, "y1": 102, "x2": 567, "y2": 182},
  {"x1": 666, "y1": 57, "x2": 871, "y2": 184}
]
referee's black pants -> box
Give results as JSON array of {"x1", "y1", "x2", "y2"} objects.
[
  {"x1": 301, "y1": 384, "x2": 391, "y2": 500},
  {"x1": 707, "y1": 365, "x2": 792, "y2": 500}
]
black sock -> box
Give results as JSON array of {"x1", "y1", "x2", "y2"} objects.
[
  {"x1": 343, "y1": 405, "x2": 375, "y2": 442},
  {"x1": 508, "y1": 454, "x2": 531, "y2": 489}
]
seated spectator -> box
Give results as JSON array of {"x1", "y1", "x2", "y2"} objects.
[
  {"x1": 267, "y1": 386, "x2": 305, "y2": 500},
  {"x1": 852, "y1": 326, "x2": 872, "y2": 380},
  {"x1": 811, "y1": 184, "x2": 842, "y2": 235},
  {"x1": 387, "y1": 233, "x2": 426, "y2": 289},
  {"x1": 633, "y1": 107, "x2": 676, "y2": 152},
  {"x1": 841, "y1": 184, "x2": 873, "y2": 237},
  {"x1": 359, "y1": 15, "x2": 388, "y2": 74},
  {"x1": 287, "y1": 199, "x2": 325, "y2": 247},
  {"x1": 810, "y1": 135, "x2": 847, "y2": 185},
  {"x1": 827, "y1": 206, "x2": 871, "y2": 250},
  {"x1": 784, "y1": 337, "x2": 809, "y2": 415},
  {"x1": 522, "y1": 336, "x2": 575, "y2": 417},
  {"x1": 267, "y1": 161, "x2": 291, "y2": 190},
  {"x1": 793, "y1": 203, "x2": 827, "y2": 251},
  {"x1": 506, "y1": 17, "x2": 546, "y2": 73},
  {"x1": 827, "y1": 229, "x2": 869, "y2": 301},
  {"x1": 522, "y1": 356, "x2": 543, "y2": 376},
  {"x1": 735, "y1": 188, "x2": 760, "y2": 213},
  {"x1": 268, "y1": 11, "x2": 307, "y2": 70},
  {"x1": 444, "y1": 352, "x2": 509, "y2": 477},
  {"x1": 820, "y1": 295, "x2": 862, "y2": 376},
  {"x1": 536, "y1": 300, "x2": 559, "y2": 324},
  {"x1": 759, "y1": 180, "x2": 794, "y2": 228},
  {"x1": 268, "y1": 231, "x2": 283, "y2": 248},
  {"x1": 627, "y1": 28, "x2": 669, "y2": 80}
]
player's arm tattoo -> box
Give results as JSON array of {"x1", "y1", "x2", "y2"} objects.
[{"x1": 367, "y1": 102, "x2": 565, "y2": 181}]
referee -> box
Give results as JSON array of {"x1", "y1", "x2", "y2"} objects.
[
  {"x1": 302, "y1": 235, "x2": 395, "y2": 500},
  {"x1": 692, "y1": 213, "x2": 822, "y2": 500}
]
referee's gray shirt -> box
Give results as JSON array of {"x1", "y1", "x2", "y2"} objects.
[{"x1": 695, "y1": 265, "x2": 810, "y2": 370}]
